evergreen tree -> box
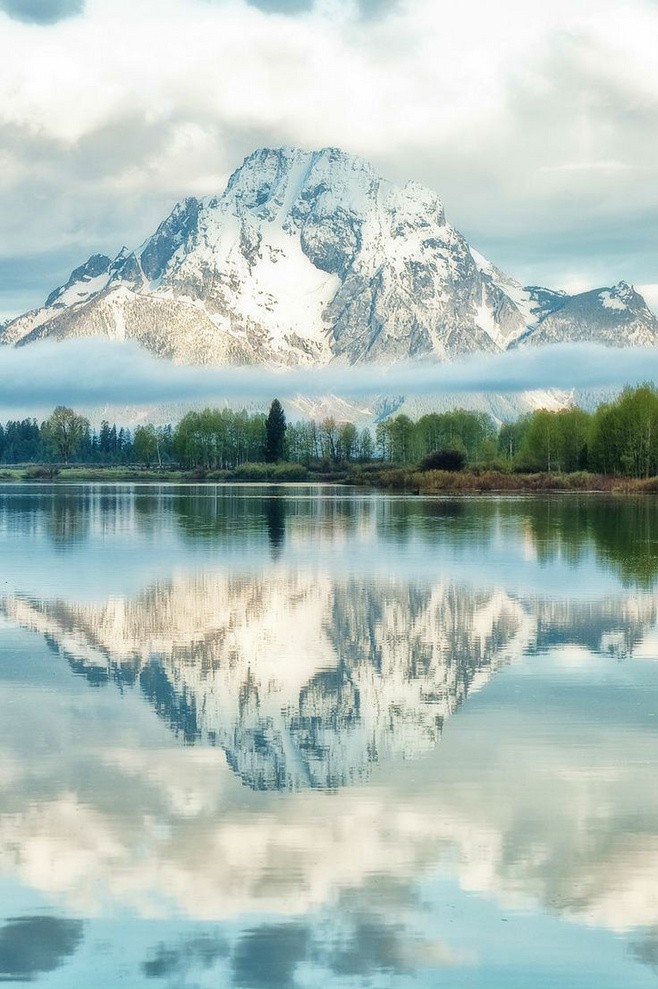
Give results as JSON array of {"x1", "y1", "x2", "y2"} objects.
[
  {"x1": 265, "y1": 399, "x2": 287, "y2": 463},
  {"x1": 98, "y1": 421, "x2": 112, "y2": 460}
]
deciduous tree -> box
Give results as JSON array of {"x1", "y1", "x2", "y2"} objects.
[{"x1": 43, "y1": 407, "x2": 89, "y2": 464}]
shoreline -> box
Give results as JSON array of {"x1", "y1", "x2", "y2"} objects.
[{"x1": 1, "y1": 465, "x2": 657, "y2": 494}]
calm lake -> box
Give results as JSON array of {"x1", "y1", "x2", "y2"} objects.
[{"x1": 1, "y1": 483, "x2": 658, "y2": 987}]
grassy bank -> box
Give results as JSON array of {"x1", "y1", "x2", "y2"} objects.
[
  {"x1": 0, "y1": 463, "x2": 348, "y2": 484},
  {"x1": 346, "y1": 466, "x2": 658, "y2": 494}
]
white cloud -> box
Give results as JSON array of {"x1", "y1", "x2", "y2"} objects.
[
  {"x1": 0, "y1": 0, "x2": 656, "y2": 313},
  {"x1": 639, "y1": 285, "x2": 658, "y2": 315}
]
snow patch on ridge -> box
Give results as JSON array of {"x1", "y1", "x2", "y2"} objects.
[{"x1": 600, "y1": 290, "x2": 627, "y2": 311}]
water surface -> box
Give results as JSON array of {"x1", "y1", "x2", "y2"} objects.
[{"x1": 1, "y1": 484, "x2": 658, "y2": 987}]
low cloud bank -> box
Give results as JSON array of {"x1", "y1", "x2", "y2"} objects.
[{"x1": 0, "y1": 339, "x2": 657, "y2": 411}]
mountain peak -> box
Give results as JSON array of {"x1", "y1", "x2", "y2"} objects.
[
  {"x1": 43, "y1": 253, "x2": 113, "y2": 310},
  {"x1": 601, "y1": 280, "x2": 642, "y2": 309}
]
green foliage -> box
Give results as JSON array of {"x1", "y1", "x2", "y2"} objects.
[
  {"x1": 0, "y1": 419, "x2": 41, "y2": 463},
  {"x1": 374, "y1": 409, "x2": 496, "y2": 466},
  {"x1": 286, "y1": 420, "x2": 320, "y2": 465},
  {"x1": 173, "y1": 408, "x2": 266, "y2": 468},
  {"x1": 358, "y1": 428, "x2": 374, "y2": 462},
  {"x1": 133, "y1": 425, "x2": 159, "y2": 467},
  {"x1": 270, "y1": 462, "x2": 308, "y2": 481},
  {"x1": 319, "y1": 417, "x2": 338, "y2": 462},
  {"x1": 22, "y1": 466, "x2": 60, "y2": 480},
  {"x1": 337, "y1": 422, "x2": 358, "y2": 462},
  {"x1": 4, "y1": 385, "x2": 658, "y2": 481},
  {"x1": 498, "y1": 417, "x2": 530, "y2": 463},
  {"x1": 369, "y1": 387, "x2": 658, "y2": 480},
  {"x1": 589, "y1": 385, "x2": 658, "y2": 478},
  {"x1": 517, "y1": 407, "x2": 590, "y2": 472},
  {"x1": 42, "y1": 406, "x2": 90, "y2": 463}
]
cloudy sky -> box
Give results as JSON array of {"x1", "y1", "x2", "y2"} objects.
[{"x1": 0, "y1": 0, "x2": 656, "y2": 321}]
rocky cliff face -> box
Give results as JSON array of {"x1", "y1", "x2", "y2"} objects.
[{"x1": 4, "y1": 146, "x2": 654, "y2": 367}]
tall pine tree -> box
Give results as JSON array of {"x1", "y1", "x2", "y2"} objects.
[{"x1": 265, "y1": 399, "x2": 287, "y2": 463}]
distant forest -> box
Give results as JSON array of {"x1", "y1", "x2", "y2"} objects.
[{"x1": 2, "y1": 384, "x2": 658, "y2": 479}]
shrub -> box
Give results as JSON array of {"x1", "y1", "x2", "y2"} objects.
[
  {"x1": 232, "y1": 463, "x2": 270, "y2": 480},
  {"x1": 633, "y1": 476, "x2": 658, "y2": 493},
  {"x1": 272, "y1": 463, "x2": 308, "y2": 481},
  {"x1": 22, "y1": 466, "x2": 60, "y2": 480},
  {"x1": 419, "y1": 449, "x2": 466, "y2": 472}
]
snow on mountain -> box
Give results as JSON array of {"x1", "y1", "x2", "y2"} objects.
[
  {"x1": 2, "y1": 145, "x2": 656, "y2": 419},
  {"x1": 5, "y1": 146, "x2": 526, "y2": 364},
  {"x1": 2, "y1": 148, "x2": 646, "y2": 359}
]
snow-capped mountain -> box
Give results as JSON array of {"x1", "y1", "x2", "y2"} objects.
[{"x1": 3, "y1": 146, "x2": 655, "y2": 366}]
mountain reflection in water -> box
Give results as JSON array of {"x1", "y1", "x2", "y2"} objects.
[
  {"x1": 2, "y1": 573, "x2": 655, "y2": 791},
  {"x1": 1, "y1": 485, "x2": 658, "y2": 988},
  {"x1": 1, "y1": 576, "x2": 530, "y2": 789}
]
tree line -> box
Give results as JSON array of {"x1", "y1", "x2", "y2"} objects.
[
  {"x1": 3, "y1": 385, "x2": 658, "y2": 478},
  {"x1": 374, "y1": 386, "x2": 658, "y2": 478},
  {"x1": 0, "y1": 409, "x2": 144, "y2": 465}
]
